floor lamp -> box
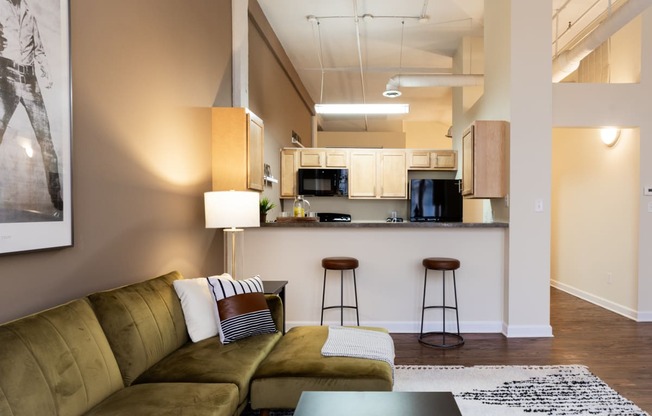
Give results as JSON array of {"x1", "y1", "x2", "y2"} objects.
[{"x1": 204, "y1": 191, "x2": 260, "y2": 279}]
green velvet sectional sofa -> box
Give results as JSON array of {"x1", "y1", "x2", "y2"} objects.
[{"x1": 0, "y1": 270, "x2": 284, "y2": 416}]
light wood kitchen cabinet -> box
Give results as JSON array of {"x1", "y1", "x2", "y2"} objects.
[
  {"x1": 408, "y1": 150, "x2": 431, "y2": 168},
  {"x1": 431, "y1": 151, "x2": 456, "y2": 169},
  {"x1": 299, "y1": 149, "x2": 324, "y2": 167},
  {"x1": 298, "y1": 148, "x2": 348, "y2": 167},
  {"x1": 349, "y1": 150, "x2": 406, "y2": 199},
  {"x1": 325, "y1": 149, "x2": 348, "y2": 167},
  {"x1": 349, "y1": 150, "x2": 377, "y2": 198},
  {"x1": 280, "y1": 149, "x2": 298, "y2": 198},
  {"x1": 408, "y1": 150, "x2": 457, "y2": 170},
  {"x1": 378, "y1": 150, "x2": 407, "y2": 198},
  {"x1": 280, "y1": 146, "x2": 454, "y2": 199},
  {"x1": 211, "y1": 107, "x2": 264, "y2": 191},
  {"x1": 462, "y1": 120, "x2": 508, "y2": 198}
]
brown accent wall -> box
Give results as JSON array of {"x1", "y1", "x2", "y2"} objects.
[
  {"x1": 0, "y1": 0, "x2": 314, "y2": 324},
  {"x1": 0, "y1": 0, "x2": 232, "y2": 323},
  {"x1": 248, "y1": 18, "x2": 313, "y2": 218}
]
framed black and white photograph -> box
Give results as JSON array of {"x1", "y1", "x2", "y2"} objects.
[{"x1": 0, "y1": 0, "x2": 72, "y2": 254}]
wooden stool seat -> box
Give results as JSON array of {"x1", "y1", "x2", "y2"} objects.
[
  {"x1": 321, "y1": 257, "x2": 360, "y2": 326},
  {"x1": 423, "y1": 257, "x2": 460, "y2": 271},
  {"x1": 322, "y1": 257, "x2": 359, "y2": 270}
]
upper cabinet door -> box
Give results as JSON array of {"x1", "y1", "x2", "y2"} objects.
[
  {"x1": 408, "y1": 150, "x2": 457, "y2": 171},
  {"x1": 462, "y1": 120, "x2": 508, "y2": 198},
  {"x1": 379, "y1": 150, "x2": 407, "y2": 198},
  {"x1": 325, "y1": 149, "x2": 348, "y2": 167},
  {"x1": 349, "y1": 151, "x2": 377, "y2": 198},
  {"x1": 211, "y1": 107, "x2": 264, "y2": 192},
  {"x1": 299, "y1": 149, "x2": 324, "y2": 167},
  {"x1": 280, "y1": 149, "x2": 297, "y2": 198},
  {"x1": 408, "y1": 150, "x2": 431, "y2": 168},
  {"x1": 247, "y1": 113, "x2": 264, "y2": 191}
]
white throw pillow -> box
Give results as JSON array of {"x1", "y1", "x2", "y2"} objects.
[{"x1": 173, "y1": 273, "x2": 232, "y2": 342}]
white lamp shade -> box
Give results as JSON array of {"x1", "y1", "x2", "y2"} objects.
[{"x1": 204, "y1": 191, "x2": 260, "y2": 229}]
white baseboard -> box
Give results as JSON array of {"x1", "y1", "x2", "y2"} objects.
[
  {"x1": 551, "y1": 280, "x2": 639, "y2": 321},
  {"x1": 636, "y1": 311, "x2": 652, "y2": 322},
  {"x1": 502, "y1": 323, "x2": 553, "y2": 338},
  {"x1": 287, "y1": 320, "x2": 503, "y2": 334}
]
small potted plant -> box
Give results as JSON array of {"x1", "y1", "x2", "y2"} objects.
[{"x1": 259, "y1": 196, "x2": 276, "y2": 223}]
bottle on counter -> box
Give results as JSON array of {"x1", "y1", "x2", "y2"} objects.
[{"x1": 293, "y1": 195, "x2": 310, "y2": 217}]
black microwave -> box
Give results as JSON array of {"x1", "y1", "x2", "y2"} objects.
[{"x1": 297, "y1": 168, "x2": 348, "y2": 196}]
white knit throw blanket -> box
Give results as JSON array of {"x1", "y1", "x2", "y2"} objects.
[{"x1": 321, "y1": 326, "x2": 395, "y2": 371}]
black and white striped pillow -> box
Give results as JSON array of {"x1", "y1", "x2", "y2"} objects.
[{"x1": 207, "y1": 275, "x2": 276, "y2": 344}]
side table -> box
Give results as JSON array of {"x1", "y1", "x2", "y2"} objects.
[{"x1": 262, "y1": 280, "x2": 288, "y2": 333}]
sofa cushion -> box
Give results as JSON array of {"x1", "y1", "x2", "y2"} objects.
[
  {"x1": 251, "y1": 325, "x2": 394, "y2": 410},
  {"x1": 88, "y1": 270, "x2": 189, "y2": 386},
  {"x1": 85, "y1": 382, "x2": 238, "y2": 416},
  {"x1": 133, "y1": 294, "x2": 283, "y2": 405},
  {"x1": 0, "y1": 298, "x2": 124, "y2": 416},
  {"x1": 208, "y1": 275, "x2": 276, "y2": 343}
]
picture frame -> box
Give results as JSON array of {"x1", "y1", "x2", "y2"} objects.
[{"x1": 0, "y1": 0, "x2": 72, "y2": 254}]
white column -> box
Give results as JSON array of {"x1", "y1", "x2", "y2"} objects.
[
  {"x1": 232, "y1": 0, "x2": 248, "y2": 108},
  {"x1": 503, "y1": 0, "x2": 553, "y2": 337}
]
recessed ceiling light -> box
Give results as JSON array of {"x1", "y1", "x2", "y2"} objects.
[
  {"x1": 382, "y1": 89, "x2": 402, "y2": 98},
  {"x1": 315, "y1": 103, "x2": 409, "y2": 115}
]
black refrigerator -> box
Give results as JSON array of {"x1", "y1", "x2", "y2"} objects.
[{"x1": 409, "y1": 179, "x2": 463, "y2": 222}]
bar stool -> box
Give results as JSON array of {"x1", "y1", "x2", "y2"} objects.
[
  {"x1": 419, "y1": 257, "x2": 464, "y2": 348},
  {"x1": 320, "y1": 257, "x2": 360, "y2": 326}
]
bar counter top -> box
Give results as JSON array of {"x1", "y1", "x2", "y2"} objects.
[{"x1": 261, "y1": 221, "x2": 508, "y2": 228}]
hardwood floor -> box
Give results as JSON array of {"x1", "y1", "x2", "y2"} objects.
[{"x1": 391, "y1": 288, "x2": 652, "y2": 413}]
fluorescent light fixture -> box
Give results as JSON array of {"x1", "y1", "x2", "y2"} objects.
[{"x1": 315, "y1": 103, "x2": 409, "y2": 115}]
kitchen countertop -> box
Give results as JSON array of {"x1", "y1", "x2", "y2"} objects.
[{"x1": 261, "y1": 221, "x2": 508, "y2": 228}]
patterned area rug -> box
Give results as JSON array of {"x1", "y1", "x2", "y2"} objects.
[
  {"x1": 244, "y1": 365, "x2": 647, "y2": 416},
  {"x1": 394, "y1": 365, "x2": 648, "y2": 416}
]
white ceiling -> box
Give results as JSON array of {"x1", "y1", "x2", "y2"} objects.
[{"x1": 257, "y1": 0, "x2": 616, "y2": 132}]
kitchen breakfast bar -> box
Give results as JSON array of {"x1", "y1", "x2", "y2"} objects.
[{"x1": 243, "y1": 221, "x2": 508, "y2": 334}]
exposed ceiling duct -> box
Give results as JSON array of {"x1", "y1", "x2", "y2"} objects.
[
  {"x1": 384, "y1": 74, "x2": 484, "y2": 97},
  {"x1": 552, "y1": 0, "x2": 652, "y2": 82}
]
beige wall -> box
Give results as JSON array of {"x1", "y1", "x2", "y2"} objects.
[
  {"x1": 551, "y1": 128, "x2": 640, "y2": 316},
  {"x1": 551, "y1": 15, "x2": 651, "y2": 320},
  {"x1": 248, "y1": 19, "x2": 314, "y2": 220},
  {"x1": 316, "y1": 131, "x2": 406, "y2": 148},
  {"x1": 403, "y1": 120, "x2": 452, "y2": 149},
  {"x1": 0, "y1": 0, "x2": 312, "y2": 324}
]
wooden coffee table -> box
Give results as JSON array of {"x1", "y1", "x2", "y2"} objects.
[{"x1": 293, "y1": 391, "x2": 462, "y2": 416}]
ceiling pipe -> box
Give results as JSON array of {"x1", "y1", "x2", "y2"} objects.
[
  {"x1": 384, "y1": 74, "x2": 484, "y2": 96},
  {"x1": 552, "y1": 0, "x2": 652, "y2": 82}
]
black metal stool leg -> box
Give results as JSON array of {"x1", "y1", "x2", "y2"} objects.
[
  {"x1": 420, "y1": 268, "x2": 428, "y2": 338},
  {"x1": 452, "y1": 270, "x2": 461, "y2": 338},
  {"x1": 352, "y1": 269, "x2": 360, "y2": 326},
  {"x1": 320, "y1": 269, "x2": 327, "y2": 325},
  {"x1": 441, "y1": 269, "x2": 446, "y2": 346},
  {"x1": 340, "y1": 270, "x2": 344, "y2": 326}
]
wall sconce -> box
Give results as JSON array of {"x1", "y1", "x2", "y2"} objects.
[
  {"x1": 204, "y1": 190, "x2": 260, "y2": 279},
  {"x1": 600, "y1": 127, "x2": 621, "y2": 147}
]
